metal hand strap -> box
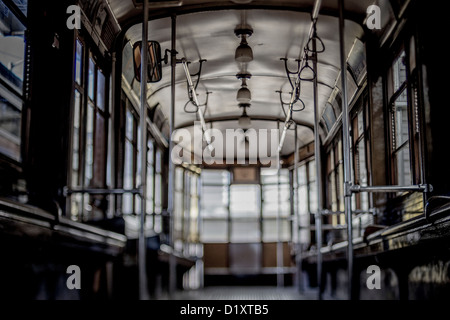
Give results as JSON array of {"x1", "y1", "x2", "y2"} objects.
[
  {"x1": 306, "y1": 18, "x2": 325, "y2": 54},
  {"x1": 298, "y1": 49, "x2": 317, "y2": 82}
]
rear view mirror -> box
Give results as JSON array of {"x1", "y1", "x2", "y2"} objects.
[{"x1": 133, "y1": 41, "x2": 163, "y2": 83}]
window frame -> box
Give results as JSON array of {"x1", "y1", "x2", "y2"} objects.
[
  {"x1": 350, "y1": 91, "x2": 372, "y2": 212},
  {"x1": 68, "y1": 34, "x2": 112, "y2": 221},
  {"x1": 384, "y1": 38, "x2": 421, "y2": 189},
  {"x1": 0, "y1": 0, "x2": 28, "y2": 163}
]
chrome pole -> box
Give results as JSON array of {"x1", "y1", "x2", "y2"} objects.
[
  {"x1": 350, "y1": 184, "x2": 431, "y2": 193},
  {"x1": 293, "y1": 124, "x2": 303, "y2": 292},
  {"x1": 109, "y1": 52, "x2": 117, "y2": 220},
  {"x1": 311, "y1": 32, "x2": 323, "y2": 301},
  {"x1": 139, "y1": 0, "x2": 149, "y2": 300},
  {"x1": 168, "y1": 14, "x2": 177, "y2": 296},
  {"x1": 338, "y1": 0, "x2": 354, "y2": 300},
  {"x1": 277, "y1": 121, "x2": 284, "y2": 287}
]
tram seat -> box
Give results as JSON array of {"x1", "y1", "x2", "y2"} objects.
[
  {"x1": 86, "y1": 216, "x2": 126, "y2": 235},
  {"x1": 363, "y1": 225, "x2": 387, "y2": 242}
]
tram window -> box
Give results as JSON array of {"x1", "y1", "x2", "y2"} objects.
[
  {"x1": 201, "y1": 169, "x2": 230, "y2": 243},
  {"x1": 154, "y1": 148, "x2": 163, "y2": 233},
  {"x1": 231, "y1": 220, "x2": 260, "y2": 243},
  {"x1": 174, "y1": 167, "x2": 184, "y2": 238},
  {"x1": 391, "y1": 52, "x2": 407, "y2": 96},
  {"x1": 297, "y1": 165, "x2": 308, "y2": 216},
  {"x1": 230, "y1": 184, "x2": 259, "y2": 218},
  {"x1": 188, "y1": 172, "x2": 199, "y2": 242},
  {"x1": 202, "y1": 169, "x2": 230, "y2": 185},
  {"x1": 85, "y1": 103, "x2": 95, "y2": 184},
  {"x1": 97, "y1": 69, "x2": 106, "y2": 111},
  {"x1": 392, "y1": 91, "x2": 411, "y2": 186},
  {"x1": 308, "y1": 161, "x2": 318, "y2": 214},
  {"x1": 0, "y1": 93, "x2": 21, "y2": 160},
  {"x1": 88, "y1": 59, "x2": 95, "y2": 100},
  {"x1": 325, "y1": 139, "x2": 346, "y2": 227},
  {"x1": 262, "y1": 184, "x2": 290, "y2": 218},
  {"x1": 0, "y1": 0, "x2": 26, "y2": 162},
  {"x1": 262, "y1": 220, "x2": 290, "y2": 242},
  {"x1": 146, "y1": 139, "x2": 154, "y2": 220},
  {"x1": 260, "y1": 168, "x2": 289, "y2": 184},
  {"x1": 75, "y1": 40, "x2": 83, "y2": 85},
  {"x1": 350, "y1": 94, "x2": 373, "y2": 233},
  {"x1": 202, "y1": 220, "x2": 228, "y2": 243},
  {"x1": 69, "y1": 38, "x2": 112, "y2": 220},
  {"x1": 10, "y1": 0, "x2": 27, "y2": 16},
  {"x1": 296, "y1": 163, "x2": 311, "y2": 244},
  {"x1": 388, "y1": 50, "x2": 412, "y2": 187},
  {"x1": 201, "y1": 185, "x2": 228, "y2": 218},
  {"x1": 71, "y1": 90, "x2": 81, "y2": 187}
]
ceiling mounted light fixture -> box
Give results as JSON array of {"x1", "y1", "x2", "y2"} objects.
[
  {"x1": 235, "y1": 27, "x2": 253, "y2": 63},
  {"x1": 236, "y1": 73, "x2": 252, "y2": 104},
  {"x1": 238, "y1": 103, "x2": 252, "y2": 129}
]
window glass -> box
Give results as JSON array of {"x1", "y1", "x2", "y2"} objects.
[
  {"x1": 0, "y1": 1, "x2": 26, "y2": 160},
  {"x1": 202, "y1": 170, "x2": 229, "y2": 185},
  {"x1": 260, "y1": 168, "x2": 289, "y2": 184},
  {"x1": 0, "y1": 2, "x2": 25, "y2": 90},
  {"x1": 396, "y1": 143, "x2": 411, "y2": 186},
  {"x1": 0, "y1": 92, "x2": 21, "y2": 160},
  {"x1": 202, "y1": 220, "x2": 227, "y2": 243},
  {"x1": 84, "y1": 104, "x2": 94, "y2": 184},
  {"x1": 75, "y1": 40, "x2": 83, "y2": 85},
  {"x1": 392, "y1": 51, "x2": 407, "y2": 94},
  {"x1": 146, "y1": 139, "x2": 154, "y2": 215},
  {"x1": 11, "y1": 0, "x2": 27, "y2": 16},
  {"x1": 262, "y1": 184, "x2": 290, "y2": 218},
  {"x1": 71, "y1": 90, "x2": 81, "y2": 187},
  {"x1": 262, "y1": 220, "x2": 290, "y2": 242},
  {"x1": 394, "y1": 92, "x2": 409, "y2": 148},
  {"x1": 97, "y1": 69, "x2": 106, "y2": 111},
  {"x1": 230, "y1": 184, "x2": 259, "y2": 218},
  {"x1": 154, "y1": 149, "x2": 162, "y2": 214},
  {"x1": 201, "y1": 185, "x2": 228, "y2": 218},
  {"x1": 88, "y1": 58, "x2": 95, "y2": 100},
  {"x1": 231, "y1": 221, "x2": 260, "y2": 243}
]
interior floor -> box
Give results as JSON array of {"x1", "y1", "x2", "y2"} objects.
[{"x1": 161, "y1": 286, "x2": 326, "y2": 300}]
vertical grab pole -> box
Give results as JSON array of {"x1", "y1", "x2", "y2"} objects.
[
  {"x1": 139, "y1": 0, "x2": 149, "y2": 301},
  {"x1": 277, "y1": 121, "x2": 284, "y2": 288},
  {"x1": 293, "y1": 124, "x2": 303, "y2": 292},
  {"x1": 338, "y1": 0, "x2": 354, "y2": 300},
  {"x1": 311, "y1": 33, "x2": 323, "y2": 301},
  {"x1": 168, "y1": 14, "x2": 177, "y2": 297}
]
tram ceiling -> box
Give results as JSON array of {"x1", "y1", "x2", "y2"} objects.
[
  {"x1": 121, "y1": 3, "x2": 370, "y2": 156},
  {"x1": 110, "y1": 0, "x2": 381, "y2": 27}
]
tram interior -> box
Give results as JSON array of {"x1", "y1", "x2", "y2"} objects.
[{"x1": 0, "y1": 0, "x2": 449, "y2": 300}]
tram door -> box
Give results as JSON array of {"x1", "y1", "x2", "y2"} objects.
[
  {"x1": 229, "y1": 184, "x2": 261, "y2": 274},
  {"x1": 202, "y1": 169, "x2": 292, "y2": 283}
]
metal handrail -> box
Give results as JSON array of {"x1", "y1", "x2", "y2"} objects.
[
  {"x1": 350, "y1": 184, "x2": 432, "y2": 194},
  {"x1": 180, "y1": 58, "x2": 213, "y2": 152},
  {"x1": 319, "y1": 209, "x2": 378, "y2": 216},
  {"x1": 63, "y1": 187, "x2": 141, "y2": 196}
]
